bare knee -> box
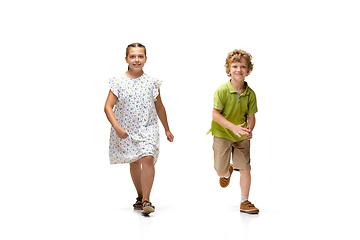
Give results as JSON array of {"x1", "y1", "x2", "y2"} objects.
[
  {"x1": 239, "y1": 169, "x2": 251, "y2": 177},
  {"x1": 140, "y1": 156, "x2": 154, "y2": 168},
  {"x1": 130, "y1": 160, "x2": 141, "y2": 169}
]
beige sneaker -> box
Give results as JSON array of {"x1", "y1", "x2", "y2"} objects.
[
  {"x1": 219, "y1": 165, "x2": 233, "y2": 188},
  {"x1": 240, "y1": 200, "x2": 259, "y2": 214}
]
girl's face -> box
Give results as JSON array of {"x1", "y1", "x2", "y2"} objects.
[
  {"x1": 229, "y1": 58, "x2": 248, "y2": 82},
  {"x1": 125, "y1": 47, "x2": 147, "y2": 72}
]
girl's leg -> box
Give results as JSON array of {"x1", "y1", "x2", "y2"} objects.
[
  {"x1": 140, "y1": 156, "x2": 155, "y2": 201},
  {"x1": 130, "y1": 160, "x2": 143, "y2": 198},
  {"x1": 239, "y1": 169, "x2": 251, "y2": 196}
]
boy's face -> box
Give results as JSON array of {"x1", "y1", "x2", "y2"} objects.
[{"x1": 229, "y1": 58, "x2": 248, "y2": 82}]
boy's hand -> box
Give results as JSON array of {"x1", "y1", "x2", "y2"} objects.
[
  {"x1": 230, "y1": 122, "x2": 250, "y2": 138},
  {"x1": 246, "y1": 126, "x2": 253, "y2": 140},
  {"x1": 165, "y1": 130, "x2": 174, "y2": 142}
]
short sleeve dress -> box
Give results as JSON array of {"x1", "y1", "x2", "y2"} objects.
[{"x1": 108, "y1": 73, "x2": 162, "y2": 164}]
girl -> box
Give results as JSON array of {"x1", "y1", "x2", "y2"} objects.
[{"x1": 104, "y1": 43, "x2": 174, "y2": 215}]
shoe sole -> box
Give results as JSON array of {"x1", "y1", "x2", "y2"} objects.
[
  {"x1": 141, "y1": 206, "x2": 155, "y2": 215},
  {"x1": 240, "y1": 209, "x2": 259, "y2": 214}
]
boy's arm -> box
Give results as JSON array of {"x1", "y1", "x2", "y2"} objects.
[
  {"x1": 212, "y1": 108, "x2": 250, "y2": 138},
  {"x1": 155, "y1": 90, "x2": 174, "y2": 142},
  {"x1": 246, "y1": 114, "x2": 256, "y2": 140}
]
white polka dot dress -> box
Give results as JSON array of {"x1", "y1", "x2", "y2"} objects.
[{"x1": 108, "y1": 73, "x2": 162, "y2": 164}]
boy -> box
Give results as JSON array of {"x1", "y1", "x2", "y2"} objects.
[{"x1": 207, "y1": 49, "x2": 259, "y2": 214}]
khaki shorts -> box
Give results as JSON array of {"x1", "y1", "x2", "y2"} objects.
[{"x1": 213, "y1": 136, "x2": 251, "y2": 174}]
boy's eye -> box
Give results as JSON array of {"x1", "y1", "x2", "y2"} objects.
[{"x1": 130, "y1": 55, "x2": 144, "y2": 59}]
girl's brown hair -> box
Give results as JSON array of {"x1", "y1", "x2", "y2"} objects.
[
  {"x1": 125, "y1": 42, "x2": 146, "y2": 57},
  {"x1": 225, "y1": 49, "x2": 254, "y2": 77}
]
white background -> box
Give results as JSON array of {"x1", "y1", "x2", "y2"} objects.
[{"x1": 1, "y1": 0, "x2": 359, "y2": 239}]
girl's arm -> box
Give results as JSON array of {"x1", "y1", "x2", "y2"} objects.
[
  {"x1": 155, "y1": 90, "x2": 174, "y2": 142},
  {"x1": 104, "y1": 90, "x2": 128, "y2": 139}
]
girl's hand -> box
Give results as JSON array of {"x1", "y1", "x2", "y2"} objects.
[
  {"x1": 165, "y1": 130, "x2": 174, "y2": 142},
  {"x1": 230, "y1": 122, "x2": 250, "y2": 138},
  {"x1": 115, "y1": 127, "x2": 129, "y2": 139}
]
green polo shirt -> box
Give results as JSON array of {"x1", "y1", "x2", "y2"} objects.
[{"x1": 207, "y1": 80, "x2": 258, "y2": 142}]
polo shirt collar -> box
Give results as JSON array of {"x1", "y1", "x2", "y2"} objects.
[{"x1": 227, "y1": 80, "x2": 249, "y2": 95}]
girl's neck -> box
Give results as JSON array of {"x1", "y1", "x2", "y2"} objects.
[{"x1": 126, "y1": 69, "x2": 144, "y2": 79}]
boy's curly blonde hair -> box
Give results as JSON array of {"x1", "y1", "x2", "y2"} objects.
[{"x1": 225, "y1": 49, "x2": 254, "y2": 77}]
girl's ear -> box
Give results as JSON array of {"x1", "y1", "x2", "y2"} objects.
[{"x1": 125, "y1": 56, "x2": 128, "y2": 64}]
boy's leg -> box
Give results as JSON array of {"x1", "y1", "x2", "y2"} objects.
[
  {"x1": 239, "y1": 169, "x2": 251, "y2": 198},
  {"x1": 233, "y1": 140, "x2": 259, "y2": 213},
  {"x1": 213, "y1": 136, "x2": 233, "y2": 187},
  {"x1": 213, "y1": 136, "x2": 232, "y2": 176},
  {"x1": 239, "y1": 169, "x2": 258, "y2": 213},
  {"x1": 232, "y1": 139, "x2": 251, "y2": 171}
]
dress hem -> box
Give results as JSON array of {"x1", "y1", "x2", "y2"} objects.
[{"x1": 110, "y1": 153, "x2": 157, "y2": 165}]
